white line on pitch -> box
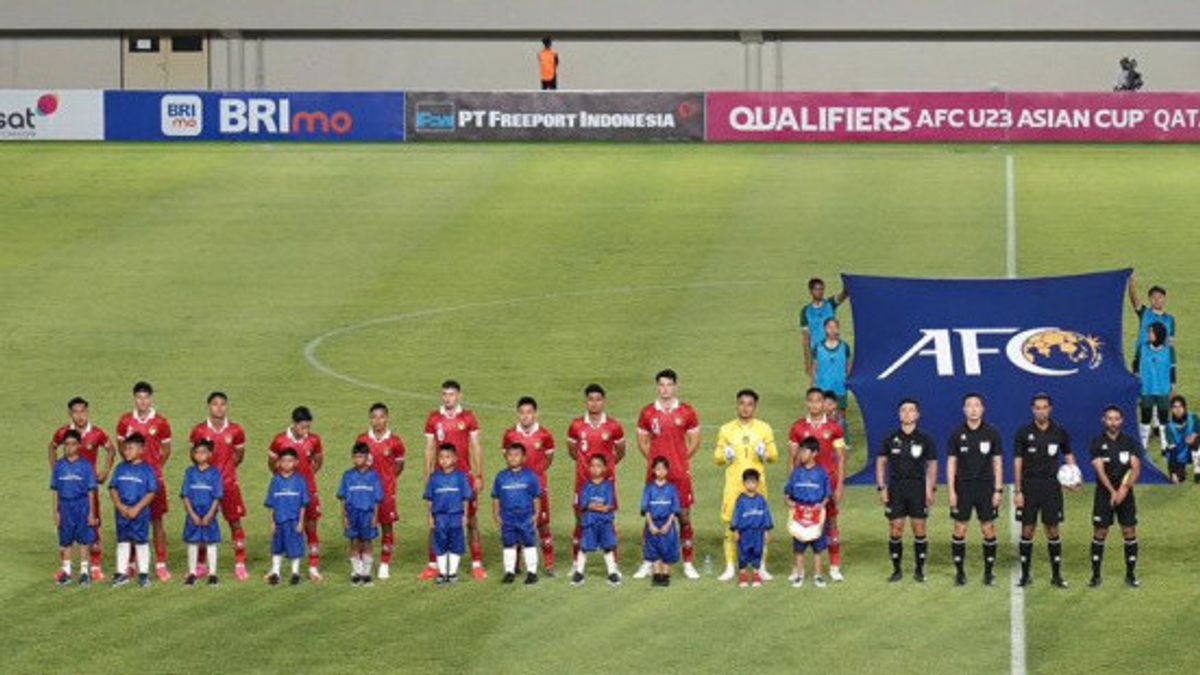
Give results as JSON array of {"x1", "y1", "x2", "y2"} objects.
[{"x1": 1006, "y1": 152, "x2": 1028, "y2": 675}]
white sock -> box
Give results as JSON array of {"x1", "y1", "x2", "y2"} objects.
[
  {"x1": 1192, "y1": 451, "x2": 1200, "y2": 473},
  {"x1": 603, "y1": 551, "x2": 618, "y2": 575},
  {"x1": 362, "y1": 554, "x2": 372, "y2": 576},
  {"x1": 117, "y1": 542, "x2": 131, "y2": 574},
  {"x1": 206, "y1": 545, "x2": 218, "y2": 573},
  {"x1": 503, "y1": 547, "x2": 517, "y2": 574},
  {"x1": 1159, "y1": 426, "x2": 1168, "y2": 446},
  {"x1": 1139, "y1": 423, "x2": 1151, "y2": 448},
  {"x1": 448, "y1": 553, "x2": 461, "y2": 576},
  {"x1": 135, "y1": 544, "x2": 150, "y2": 574},
  {"x1": 61, "y1": 559, "x2": 72, "y2": 574},
  {"x1": 436, "y1": 554, "x2": 449, "y2": 576},
  {"x1": 271, "y1": 555, "x2": 282, "y2": 575},
  {"x1": 291, "y1": 559, "x2": 300, "y2": 575},
  {"x1": 187, "y1": 544, "x2": 199, "y2": 575},
  {"x1": 522, "y1": 546, "x2": 538, "y2": 574},
  {"x1": 575, "y1": 551, "x2": 587, "y2": 574},
  {"x1": 351, "y1": 556, "x2": 361, "y2": 576},
  {"x1": 81, "y1": 559, "x2": 90, "y2": 575}
]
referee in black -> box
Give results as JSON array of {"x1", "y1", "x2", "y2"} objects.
[
  {"x1": 1088, "y1": 405, "x2": 1143, "y2": 588},
  {"x1": 876, "y1": 399, "x2": 938, "y2": 583},
  {"x1": 946, "y1": 393, "x2": 1004, "y2": 586},
  {"x1": 1014, "y1": 393, "x2": 1079, "y2": 588}
]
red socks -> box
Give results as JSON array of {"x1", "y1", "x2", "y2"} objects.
[
  {"x1": 682, "y1": 523, "x2": 695, "y2": 563},
  {"x1": 380, "y1": 531, "x2": 395, "y2": 564},
  {"x1": 828, "y1": 525, "x2": 842, "y2": 566},
  {"x1": 306, "y1": 529, "x2": 320, "y2": 568},
  {"x1": 233, "y1": 528, "x2": 247, "y2": 564}
]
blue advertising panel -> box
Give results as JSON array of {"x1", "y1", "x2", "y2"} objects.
[
  {"x1": 844, "y1": 270, "x2": 1165, "y2": 484},
  {"x1": 105, "y1": 91, "x2": 405, "y2": 141}
]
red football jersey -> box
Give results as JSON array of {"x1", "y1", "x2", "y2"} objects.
[
  {"x1": 189, "y1": 419, "x2": 246, "y2": 483},
  {"x1": 424, "y1": 407, "x2": 480, "y2": 473},
  {"x1": 789, "y1": 416, "x2": 845, "y2": 475},
  {"x1": 637, "y1": 400, "x2": 699, "y2": 478},
  {"x1": 357, "y1": 429, "x2": 406, "y2": 497},
  {"x1": 115, "y1": 410, "x2": 172, "y2": 471},
  {"x1": 268, "y1": 428, "x2": 324, "y2": 494},
  {"x1": 567, "y1": 414, "x2": 625, "y2": 486},
  {"x1": 501, "y1": 424, "x2": 556, "y2": 483},
  {"x1": 51, "y1": 423, "x2": 111, "y2": 475}
]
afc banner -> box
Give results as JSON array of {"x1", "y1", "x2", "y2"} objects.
[
  {"x1": 844, "y1": 270, "x2": 1166, "y2": 485},
  {"x1": 707, "y1": 91, "x2": 1200, "y2": 143},
  {"x1": 406, "y1": 91, "x2": 704, "y2": 141},
  {"x1": 104, "y1": 91, "x2": 406, "y2": 141}
]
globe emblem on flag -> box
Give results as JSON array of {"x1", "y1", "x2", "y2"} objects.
[{"x1": 1020, "y1": 329, "x2": 1103, "y2": 371}]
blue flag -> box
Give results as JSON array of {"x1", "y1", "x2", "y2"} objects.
[{"x1": 845, "y1": 270, "x2": 1165, "y2": 484}]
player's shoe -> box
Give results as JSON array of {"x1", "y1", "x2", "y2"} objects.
[
  {"x1": 208, "y1": 575, "x2": 219, "y2": 586},
  {"x1": 887, "y1": 570, "x2": 903, "y2": 583},
  {"x1": 155, "y1": 564, "x2": 171, "y2": 582},
  {"x1": 78, "y1": 572, "x2": 91, "y2": 587},
  {"x1": 682, "y1": 562, "x2": 701, "y2": 580},
  {"x1": 361, "y1": 576, "x2": 373, "y2": 587},
  {"x1": 267, "y1": 573, "x2": 280, "y2": 586},
  {"x1": 1088, "y1": 576, "x2": 1102, "y2": 588},
  {"x1": 434, "y1": 575, "x2": 449, "y2": 586},
  {"x1": 787, "y1": 569, "x2": 802, "y2": 584},
  {"x1": 751, "y1": 572, "x2": 762, "y2": 588},
  {"x1": 112, "y1": 573, "x2": 130, "y2": 587},
  {"x1": 1018, "y1": 574, "x2": 1032, "y2": 587},
  {"x1": 289, "y1": 573, "x2": 301, "y2": 586},
  {"x1": 1125, "y1": 576, "x2": 1141, "y2": 589},
  {"x1": 607, "y1": 573, "x2": 622, "y2": 587},
  {"x1": 419, "y1": 564, "x2": 439, "y2": 581},
  {"x1": 571, "y1": 571, "x2": 585, "y2": 586},
  {"x1": 502, "y1": 572, "x2": 516, "y2": 584},
  {"x1": 196, "y1": 564, "x2": 209, "y2": 578},
  {"x1": 955, "y1": 571, "x2": 967, "y2": 586},
  {"x1": 377, "y1": 563, "x2": 390, "y2": 581},
  {"x1": 813, "y1": 575, "x2": 827, "y2": 588},
  {"x1": 351, "y1": 574, "x2": 363, "y2": 586},
  {"x1": 913, "y1": 569, "x2": 927, "y2": 583},
  {"x1": 828, "y1": 566, "x2": 844, "y2": 582},
  {"x1": 137, "y1": 573, "x2": 150, "y2": 587},
  {"x1": 983, "y1": 571, "x2": 996, "y2": 586},
  {"x1": 738, "y1": 571, "x2": 749, "y2": 588},
  {"x1": 447, "y1": 574, "x2": 460, "y2": 584},
  {"x1": 1050, "y1": 576, "x2": 1068, "y2": 589},
  {"x1": 757, "y1": 567, "x2": 773, "y2": 582},
  {"x1": 90, "y1": 567, "x2": 105, "y2": 582},
  {"x1": 472, "y1": 565, "x2": 487, "y2": 581},
  {"x1": 791, "y1": 575, "x2": 804, "y2": 588},
  {"x1": 54, "y1": 571, "x2": 71, "y2": 586},
  {"x1": 525, "y1": 572, "x2": 539, "y2": 585},
  {"x1": 308, "y1": 567, "x2": 323, "y2": 582},
  {"x1": 717, "y1": 565, "x2": 736, "y2": 582},
  {"x1": 632, "y1": 561, "x2": 653, "y2": 579},
  {"x1": 658, "y1": 574, "x2": 671, "y2": 587},
  {"x1": 234, "y1": 563, "x2": 248, "y2": 582},
  {"x1": 184, "y1": 574, "x2": 198, "y2": 586}
]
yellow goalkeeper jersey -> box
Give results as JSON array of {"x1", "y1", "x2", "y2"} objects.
[{"x1": 714, "y1": 418, "x2": 778, "y2": 520}]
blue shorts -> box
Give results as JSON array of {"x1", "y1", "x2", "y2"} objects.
[
  {"x1": 643, "y1": 524, "x2": 679, "y2": 564},
  {"x1": 793, "y1": 535, "x2": 829, "y2": 553},
  {"x1": 580, "y1": 521, "x2": 617, "y2": 553},
  {"x1": 115, "y1": 510, "x2": 151, "y2": 544},
  {"x1": 433, "y1": 516, "x2": 465, "y2": 556},
  {"x1": 344, "y1": 508, "x2": 378, "y2": 541},
  {"x1": 737, "y1": 529, "x2": 767, "y2": 569},
  {"x1": 58, "y1": 498, "x2": 95, "y2": 547},
  {"x1": 501, "y1": 519, "x2": 537, "y2": 548},
  {"x1": 183, "y1": 512, "x2": 222, "y2": 544},
  {"x1": 272, "y1": 520, "x2": 306, "y2": 559}
]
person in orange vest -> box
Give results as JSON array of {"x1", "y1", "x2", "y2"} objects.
[{"x1": 539, "y1": 37, "x2": 559, "y2": 90}]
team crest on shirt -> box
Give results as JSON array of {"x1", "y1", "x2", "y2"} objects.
[
  {"x1": 1119, "y1": 451, "x2": 1130, "y2": 465},
  {"x1": 224, "y1": 435, "x2": 233, "y2": 444},
  {"x1": 961, "y1": 434, "x2": 967, "y2": 441},
  {"x1": 149, "y1": 427, "x2": 158, "y2": 436},
  {"x1": 910, "y1": 444, "x2": 923, "y2": 458},
  {"x1": 600, "y1": 432, "x2": 609, "y2": 441},
  {"x1": 457, "y1": 422, "x2": 465, "y2": 431},
  {"x1": 980, "y1": 441, "x2": 991, "y2": 454},
  {"x1": 674, "y1": 417, "x2": 683, "y2": 427},
  {"x1": 822, "y1": 431, "x2": 830, "y2": 440},
  {"x1": 534, "y1": 441, "x2": 542, "y2": 450},
  {"x1": 1048, "y1": 443, "x2": 1058, "y2": 456}
]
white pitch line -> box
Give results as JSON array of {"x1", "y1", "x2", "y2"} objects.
[{"x1": 1006, "y1": 152, "x2": 1028, "y2": 675}]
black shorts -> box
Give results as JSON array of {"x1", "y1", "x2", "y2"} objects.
[
  {"x1": 541, "y1": 78, "x2": 557, "y2": 90},
  {"x1": 1092, "y1": 486, "x2": 1138, "y2": 528},
  {"x1": 885, "y1": 481, "x2": 928, "y2": 521},
  {"x1": 951, "y1": 480, "x2": 998, "y2": 522},
  {"x1": 1016, "y1": 479, "x2": 1063, "y2": 526}
]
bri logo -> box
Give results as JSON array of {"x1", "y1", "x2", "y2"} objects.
[{"x1": 161, "y1": 94, "x2": 203, "y2": 137}]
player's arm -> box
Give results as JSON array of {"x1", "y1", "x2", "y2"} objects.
[
  {"x1": 1127, "y1": 274, "x2": 1139, "y2": 311},
  {"x1": 469, "y1": 430, "x2": 483, "y2": 491},
  {"x1": 946, "y1": 453, "x2": 958, "y2": 506},
  {"x1": 183, "y1": 495, "x2": 200, "y2": 525},
  {"x1": 875, "y1": 454, "x2": 888, "y2": 504},
  {"x1": 566, "y1": 430, "x2": 580, "y2": 461},
  {"x1": 311, "y1": 442, "x2": 324, "y2": 475},
  {"x1": 714, "y1": 428, "x2": 730, "y2": 466},
  {"x1": 685, "y1": 427, "x2": 700, "y2": 459},
  {"x1": 637, "y1": 428, "x2": 651, "y2": 459},
  {"x1": 233, "y1": 442, "x2": 246, "y2": 468},
  {"x1": 1013, "y1": 453, "x2": 1025, "y2": 506},
  {"x1": 834, "y1": 439, "x2": 846, "y2": 501},
  {"x1": 1126, "y1": 453, "x2": 1142, "y2": 488},
  {"x1": 99, "y1": 438, "x2": 116, "y2": 483},
  {"x1": 613, "y1": 434, "x2": 626, "y2": 463},
  {"x1": 423, "y1": 433, "x2": 436, "y2": 478},
  {"x1": 992, "y1": 452, "x2": 1004, "y2": 507},
  {"x1": 393, "y1": 449, "x2": 405, "y2": 479},
  {"x1": 161, "y1": 439, "x2": 172, "y2": 465},
  {"x1": 925, "y1": 456, "x2": 938, "y2": 505},
  {"x1": 764, "y1": 430, "x2": 779, "y2": 464},
  {"x1": 1091, "y1": 456, "x2": 1116, "y2": 495},
  {"x1": 835, "y1": 288, "x2": 849, "y2": 304},
  {"x1": 801, "y1": 310, "x2": 814, "y2": 375},
  {"x1": 131, "y1": 489, "x2": 156, "y2": 517},
  {"x1": 544, "y1": 437, "x2": 556, "y2": 469},
  {"x1": 47, "y1": 437, "x2": 59, "y2": 470}
]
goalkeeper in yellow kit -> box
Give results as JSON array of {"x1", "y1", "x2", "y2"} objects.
[{"x1": 714, "y1": 389, "x2": 779, "y2": 581}]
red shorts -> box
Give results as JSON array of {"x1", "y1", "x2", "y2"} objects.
[
  {"x1": 150, "y1": 472, "x2": 169, "y2": 519},
  {"x1": 304, "y1": 493, "x2": 322, "y2": 522},
  {"x1": 221, "y1": 480, "x2": 247, "y2": 523},
  {"x1": 377, "y1": 496, "x2": 399, "y2": 526}
]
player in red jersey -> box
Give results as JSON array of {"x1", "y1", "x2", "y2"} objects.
[
  {"x1": 356, "y1": 402, "x2": 406, "y2": 580},
  {"x1": 566, "y1": 383, "x2": 626, "y2": 561},
  {"x1": 789, "y1": 386, "x2": 849, "y2": 581},
  {"x1": 115, "y1": 381, "x2": 174, "y2": 581},
  {"x1": 188, "y1": 391, "x2": 249, "y2": 581},
  {"x1": 501, "y1": 396, "x2": 558, "y2": 574},
  {"x1": 49, "y1": 396, "x2": 116, "y2": 580},
  {"x1": 635, "y1": 369, "x2": 701, "y2": 580},
  {"x1": 421, "y1": 380, "x2": 486, "y2": 580},
  {"x1": 268, "y1": 406, "x2": 325, "y2": 581}
]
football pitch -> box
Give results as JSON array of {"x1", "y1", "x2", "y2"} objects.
[{"x1": 1, "y1": 143, "x2": 1197, "y2": 674}]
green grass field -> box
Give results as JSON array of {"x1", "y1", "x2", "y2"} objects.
[{"x1": 1, "y1": 143, "x2": 1197, "y2": 674}]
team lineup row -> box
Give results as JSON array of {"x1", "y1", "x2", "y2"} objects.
[{"x1": 49, "y1": 371, "x2": 1147, "y2": 589}]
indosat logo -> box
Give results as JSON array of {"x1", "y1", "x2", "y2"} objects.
[
  {"x1": 878, "y1": 327, "x2": 1103, "y2": 379},
  {"x1": 0, "y1": 93, "x2": 60, "y2": 133}
]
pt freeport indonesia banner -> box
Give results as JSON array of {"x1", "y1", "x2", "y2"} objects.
[
  {"x1": 843, "y1": 270, "x2": 1165, "y2": 485},
  {"x1": 706, "y1": 91, "x2": 1200, "y2": 142},
  {"x1": 406, "y1": 91, "x2": 705, "y2": 141}
]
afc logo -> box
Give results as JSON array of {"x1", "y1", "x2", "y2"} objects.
[{"x1": 879, "y1": 327, "x2": 1103, "y2": 380}]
